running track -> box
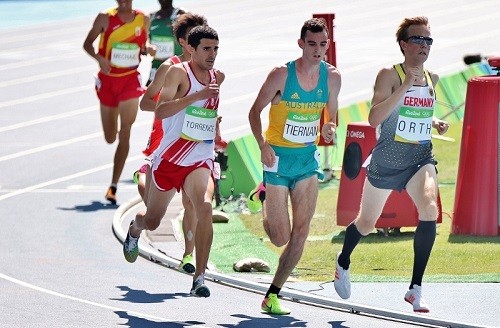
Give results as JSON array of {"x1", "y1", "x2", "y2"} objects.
[{"x1": 1, "y1": 1, "x2": 499, "y2": 327}]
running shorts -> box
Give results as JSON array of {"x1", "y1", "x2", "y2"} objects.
[
  {"x1": 95, "y1": 71, "x2": 145, "y2": 107},
  {"x1": 151, "y1": 157, "x2": 214, "y2": 192},
  {"x1": 263, "y1": 145, "x2": 323, "y2": 190},
  {"x1": 367, "y1": 158, "x2": 437, "y2": 192}
]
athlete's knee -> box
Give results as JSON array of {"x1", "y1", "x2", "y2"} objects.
[
  {"x1": 354, "y1": 217, "x2": 376, "y2": 236},
  {"x1": 270, "y1": 235, "x2": 289, "y2": 247},
  {"x1": 145, "y1": 216, "x2": 162, "y2": 231},
  {"x1": 268, "y1": 227, "x2": 290, "y2": 247},
  {"x1": 104, "y1": 133, "x2": 116, "y2": 144},
  {"x1": 291, "y1": 221, "x2": 310, "y2": 242},
  {"x1": 192, "y1": 201, "x2": 212, "y2": 221},
  {"x1": 418, "y1": 200, "x2": 439, "y2": 220}
]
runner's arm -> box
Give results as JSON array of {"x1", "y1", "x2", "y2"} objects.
[
  {"x1": 248, "y1": 67, "x2": 285, "y2": 149},
  {"x1": 82, "y1": 13, "x2": 110, "y2": 73},
  {"x1": 321, "y1": 65, "x2": 341, "y2": 142},
  {"x1": 140, "y1": 61, "x2": 172, "y2": 111},
  {"x1": 369, "y1": 67, "x2": 406, "y2": 127}
]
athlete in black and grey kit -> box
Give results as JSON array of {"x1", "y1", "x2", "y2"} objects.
[
  {"x1": 367, "y1": 62, "x2": 437, "y2": 191},
  {"x1": 332, "y1": 16, "x2": 449, "y2": 313}
]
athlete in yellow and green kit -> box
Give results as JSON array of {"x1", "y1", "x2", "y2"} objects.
[{"x1": 248, "y1": 18, "x2": 341, "y2": 315}]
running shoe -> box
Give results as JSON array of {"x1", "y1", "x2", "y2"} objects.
[
  {"x1": 123, "y1": 220, "x2": 140, "y2": 263},
  {"x1": 249, "y1": 182, "x2": 266, "y2": 203},
  {"x1": 334, "y1": 251, "x2": 351, "y2": 299},
  {"x1": 105, "y1": 186, "x2": 117, "y2": 205},
  {"x1": 178, "y1": 253, "x2": 195, "y2": 274},
  {"x1": 132, "y1": 170, "x2": 140, "y2": 184},
  {"x1": 190, "y1": 274, "x2": 210, "y2": 297},
  {"x1": 404, "y1": 284, "x2": 430, "y2": 313},
  {"x1": 261, "y1": 293, "x2": 291, "y2": 315}
]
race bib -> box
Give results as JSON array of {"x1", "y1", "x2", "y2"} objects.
[
  {"x1": 181, "y1": 106, "x2": 217, "y2": 143},
  {"x1": 283, "y1": 111, "x2": 321, "y2": 144},
  {"x1": 110, "y1": 42, "x2": 140, "y2": 68},
  {"x1": 213, "y1": 162, "x2": 221, "y2": 180},
  {"x1": 394, "y1": 106, "x2": 433, "y2": 144},
  {"x1": 263, "y1": 156, "x2": 279, "y2": 173},
  {"x1": 151, "y1": 35, "x2": 175, "y2": 60}
]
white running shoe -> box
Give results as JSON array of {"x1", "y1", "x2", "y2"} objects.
[
  {"x1": 123, "y1": 220, "x2": 140, "y2": 263},
  {"x1": 190, "y1": 274, "x2": 210, "y2": 298},
  {"x1": 404, "y1": 284, "x2": 430, "y2": 313},
  {"x1": 334, "y1": 251, "x2": 351, "y2": 299}
]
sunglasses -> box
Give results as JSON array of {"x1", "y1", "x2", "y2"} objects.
[{"x1": 405, "y1": 35, "x2": 433, "y2": 46}]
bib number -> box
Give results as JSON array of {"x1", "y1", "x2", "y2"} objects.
[
  {"x1": 181, "y1": 106, "x2": 217, "y2": 143},
  {"x1": 110, "y1": 42, "x2": 140, "y2": 68},
  {"x1": 283, "y1": 111, "x2": 320, "y2": 145},
  {"x1": 394, "y1": 106, "x2": 433, "y2": 143},
  {"x1": 151, "y1": 36, "x2": 175, "y2": 60}
]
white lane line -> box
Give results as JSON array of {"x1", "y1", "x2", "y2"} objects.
[
  {"x1": 0, "y1": 53, "x2": 82, "y2": 71},
  {"x1": 0, "y1": 65, "x2": 94, "y2": 88},
  {"x1": 0, "y1": 25, "x2": 87, "y2": 44},
  {"x1": 0, "y1": 154, "x2": 141, "y2": 202},
  {"x1": 0, "y1": 106, "x2": 95, "y2": 133},
  {"x1": 0, "y1": 84, "x2": 91, "y2": 110},
  {"x1": 0, "y1": 184, "x2": 140, "y2": 193},
  {"x1": 0, "y1": 272, "x2": 202, "y2": 325},
  {"x1": 0, "y1": 132, "x2": 102, "y2": 162},
  {"x1": 0, "y1": 119, "x2": 151, "y2": 163}
]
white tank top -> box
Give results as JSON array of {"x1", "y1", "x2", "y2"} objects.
[{"x1": 154, "y1": 62, "x2": 219, "y2": 166}]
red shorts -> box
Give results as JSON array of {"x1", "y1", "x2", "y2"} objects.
[
  {"x1": 152, "y1": 158, "x2": 214, "y2": 192},
  {"x1": 95, "y1": 71, "x2": 145, "y2": 107}
]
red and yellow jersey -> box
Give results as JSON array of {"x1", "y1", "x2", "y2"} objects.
[{"x1": 98, "y1": 8, "x2": 147, "y2": 77}]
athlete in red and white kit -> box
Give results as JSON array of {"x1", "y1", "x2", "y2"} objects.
[
  {"x1": 123, "y1": 25, "x2": 224, "y2": 298},
  {"x1": 136, "y1": 13, "x2": 207, "y2": 274}
]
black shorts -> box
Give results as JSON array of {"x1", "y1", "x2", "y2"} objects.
[{"x1": 366, "y1": 158, "x2": 437, "y2": 192}]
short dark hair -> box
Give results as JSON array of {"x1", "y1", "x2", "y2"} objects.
[
  {"x1": 300, "y1": 18, "x2": 329, "y2": 40},
  {"x1": 172, "y1": 13, "x2": 207, "y2": 42},
  {"x1": 187, "y1": 25, "x2": 218, "y2": 49}
]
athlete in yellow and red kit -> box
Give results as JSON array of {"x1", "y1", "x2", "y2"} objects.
[{"x1": 83, "y1": 0, "x2": 155, "y2": 204}]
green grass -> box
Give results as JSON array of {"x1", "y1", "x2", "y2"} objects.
[
  {"x1": 214, "y1": 122, "x2": 500, "y2": 283},
  {"x1": 210, "y1": 211, "x2": 279, "y2": 274}
]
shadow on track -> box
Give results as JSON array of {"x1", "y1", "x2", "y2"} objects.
[
  {"x1": 111, "y1": 286, "x2": 189, "y2": 304},
  {"x1": 115, "y1": 311, "x2": 205, "y2": 328},
  {"x1": 58, "y1": 201, "x2": 118, "y2": 212}
]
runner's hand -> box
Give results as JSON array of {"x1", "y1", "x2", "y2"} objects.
[
  {"x1": 259, "y1": 142, "x2": 276, "y2": 169},
  {"x1": 198, "y1": 83, "x2": 220, "y2": 100},
  {"x1": 433, "y1": 119, "x2": 449, "y2": 135},
  {"x1": 403, "y1": 66, "x2": 421, "y2": 88},
  {"x1": 97, "y1": 55, "x2": 111, "y2": 74},
  {"x1": 321, "y1": 122, "x2": 336, "y2": 144}
]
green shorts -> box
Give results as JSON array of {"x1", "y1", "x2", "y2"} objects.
[{"x1": 263, "y1": 145, "x2": 323, "y2": 189}]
